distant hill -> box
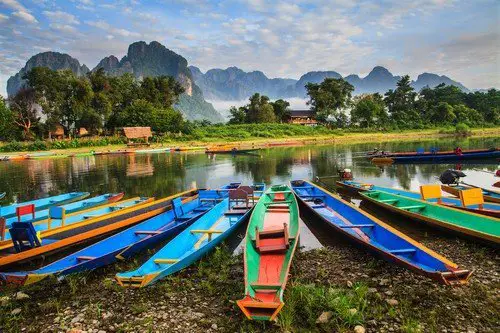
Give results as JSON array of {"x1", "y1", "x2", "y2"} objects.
[
  {"x1": 7, "y1": 42, "x2": 223, "y2": 122},
  {"x1": 190, "y1": 65, "x2": 469, "y2": 101},
  {"x1": 7, "y1": 52, "x2": 89, "y2": 97}
]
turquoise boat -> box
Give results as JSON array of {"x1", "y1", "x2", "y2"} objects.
[
  {"x1": 4, "y1": 193, "x2": 124, "y2": 227},
  {"x1": 116, "y1": 185, "x2": 261, "y2": 287},
  {"x1": 1, "y1": 188, "x2": 230, "y2": 286},
  {"x1": 292, "y1": 180, "x2": 472, "y2": 285},
  {"x1": 0, "y1": 192, "x2": 89, "y2": 219},
  {"x1": 337, "y1": 180, "x2": 500, "y2": 218},
  {"x1": 1, "y1": 197, "x2": 148, "y2": 243}
]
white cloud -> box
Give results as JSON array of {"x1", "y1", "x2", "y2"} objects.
[
  {"x1": 0, "y1": 13, "x2": 8, "y2": 21},
  {"x1": 12, "y1": 10, "x2": 38, "y2": 23},
  {"x1": 0, "y1": 0, "x2": 26, "y2": 11},
  {"x1": 86, "y1": 20, "x2": 140, "y2": 38},
  {"x1": 43, "y1": 10, "x2": 80, "y2": 25},
  {"x1": 49, "y1": 23, "x2": 78, "y2": 33}
]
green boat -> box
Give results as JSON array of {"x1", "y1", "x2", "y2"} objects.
[
  {"x1": 360, "y1": 191, "x2": 500, "y2": 244},
  {"x1": 237, "y1": 185, "x2": 299, "y2": 321}
]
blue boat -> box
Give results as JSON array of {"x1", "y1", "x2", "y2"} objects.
[
  {"x1": 373, "y1": 149, "x2": 500, "y2": 163},
  {"x1": 291, "y1": 180, "x2": 472, "y2": 285},
  {"x1": 0, "y1": 197, "x2": 148, "y2": 244},
  {"x1": 337, "y1": 180, "x2": 500, "y2": 218},
  {"x1": 0, "y1": 192, "x2": 89, "y2": 219},
  {"x1": 0, "y1": 186, "x2": 239, "y2": 286},
  {"x1": 3, "y1": 193, "x2": 125, "y2": 227},
  {"x1": 116, "y1": 185, "x2": 259, "y2": 287}
]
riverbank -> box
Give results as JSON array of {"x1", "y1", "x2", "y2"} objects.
[
  {"x1": 1, "y1": 127, "x2": 499, "y2": 157},
  {"x1": 0, "y1": 226, "x2": 497, "y2": 333}
]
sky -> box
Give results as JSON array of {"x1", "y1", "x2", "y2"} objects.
[{"x1": 0, "y1": 0, "x2": 499, "y2": 97}]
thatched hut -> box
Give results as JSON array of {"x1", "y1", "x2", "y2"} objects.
[
  {"x1": 50, "y1": 125, "x2": 65, "y2": 140},
  {"x1": 122, "y1": 127, "x2": 152, "y2": 147}
]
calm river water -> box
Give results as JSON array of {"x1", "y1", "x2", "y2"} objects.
[{"x1": 1, "y1": 136, "x2": 498, "y2": 251}]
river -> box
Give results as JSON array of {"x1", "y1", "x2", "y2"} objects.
[{"x1": 0, "y1": 136, "x2": 498, "y2": 252}]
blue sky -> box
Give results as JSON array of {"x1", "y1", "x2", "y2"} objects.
[{"x1": 0, "y1": 0, "x2": 499, "y2": 96}]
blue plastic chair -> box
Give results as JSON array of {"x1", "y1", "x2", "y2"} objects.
[{"x1": 9, "y1": 222, "x2": 41, "y2": 253}]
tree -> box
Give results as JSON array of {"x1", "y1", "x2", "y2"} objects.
[
  {"x1": 9, "y1": 88, "x2": 40, "y2": 140},
  {"x1": 139, "y1": 76, "x2": 185, "y2": 108},
  {"x1": 115, "y1": 99, "x2": 156, "y2": 128},
  {"x1": 270, "y1": 99, "x2": 290, "y2": 123},
  {"x1": 153, "y1": 108, "x2": 184, "y2": 133},
  {"x1": 0, "y1": 97, "x2": 20, "y2": 141},
  {"x1": 431, "y1": 102, "x2": 456, "y2": 124},
  {"x1": 351, "y1": 93, "x2": 387, "y2": 128},
  {"x1": 305, "y1": 78, "x2": 354, "y2": 124},
  {"x1": 452, "y1": 104, "x2": 483, "y2": 126},
  {"x1": 245, "y1": 93, "x2": 276, "y2": 123},
  {"x1": 384, "y1": 75, "x2": 419, "y2": 127},
  {"x1": 228, "y1": 106, "x2": 246, "y2": 124}
]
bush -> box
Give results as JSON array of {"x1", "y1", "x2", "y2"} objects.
[{"x1": 455, "y1": 123, "x2": 471, "y2": 136}]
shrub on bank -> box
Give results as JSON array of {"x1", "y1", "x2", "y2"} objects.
[{"x1": 0, "y1": 136, "x2": 127, "y2": 153}]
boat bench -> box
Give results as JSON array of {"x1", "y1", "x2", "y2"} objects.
[
  {"x1": 250, "y1": 282, "x2": 282, "y2": 292},
  {"x1": 191, "y1": 229, "x2": 223, "y2": 241},
  {"x1": 254, "y1": 224, "x2": 293, "y2": 254}
]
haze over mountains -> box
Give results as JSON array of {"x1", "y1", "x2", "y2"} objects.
[
  {"x1": 7, "y1": 40, "x2": 470, "y2": 122},
  {"x1": 189, "y1": 65, "x2": 468, "y2": 101}
]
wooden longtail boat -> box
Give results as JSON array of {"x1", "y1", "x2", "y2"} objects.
[
  {"x1": 4, "y1": 193, "x2": 124, "y2": 226},
  {"x1": 0, "y1": 188, "x2": 221, "y2": 287},
  {"x1": 368, "y1": 148, "x2": 499, "y2": 159},
  {"x1": 371, "y1": 149, "x2": 500, "y2": 163},
  {"x1": 205, "y1": 147, "x2": 260, "y2": 154},
  {"x1": 134, "y1": 148, "x2": 171, "y2": 154},
  {"x1": 70, "y1": 152, "x2": 95, "y2": 158},
  {"x1": 237, "y1": 185, "x2": 299, "y2": 321},
  {"x1": 1, "y1": 155, "x2": 27, "y2": 162},
  {"x1": 0, "y1": 192, "x2": 200, "y2": 269},
  {"x1": 360, "y1": 191, "x2": 500, "y2": 244},
  {"x1": 173, "y1": 146, "x2": 206, "y2": 152},
  {"x1": 0, "y1": 192, "x2": 89, "y2": 219},
  {"x1": 292, "y1": 180, "x2": 472, "y2": 284},
  {"x1": 337, "y1": 180, "x2": 500, "y2": 218},
  {"x1": 116, "y1": 187, "x2": 258, "y2": 288},
  {"x1": 442, "y1": 185, "x2": 500, "y2": 204},
  {"x1": 0, "y1": 197, "x2": 151, "y2": 250}
]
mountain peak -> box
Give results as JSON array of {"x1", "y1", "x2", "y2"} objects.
[
  {"x1": 365, "y1": 66, "x2": 393, "y2": 79},
  {"x1": 7, "y1": 51, "x2": 89, "y2": 96}
]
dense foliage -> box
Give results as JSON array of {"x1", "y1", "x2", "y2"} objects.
[
  {"x1": 228, "y1": 93, "x2": 290, "y2": 124},
  {"x1": 227, "y1": 76, "x2": 498, "y2": 130},
  {"x1": 6, "y1": 67, "x2": 187, "y2": 139}
]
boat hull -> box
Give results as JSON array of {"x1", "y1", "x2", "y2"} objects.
[
  {"x1": 237, "y1": 185, "x2": 299, "y2": 321},
  {"x1": 116, "y1": 193, "x2": 252, "y2": 288},
  {"x1": 0, "y1": 189, "x2": 202, "y2": 286},
  {"x1": 0, "y1": 197, "x2": 165, "y2": 268},
  {"x1": 337, "y1": 181, "x2": 500, "y2": 218},
  {"x1": 292, "y1": 180, "x2": 472, "y2": 285},
  {"x1": 360, "y1": 191, "x2": 500, "y2": 245}
]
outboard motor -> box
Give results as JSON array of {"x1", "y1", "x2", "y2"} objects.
[
  {"x1": 338, "y1": 168, "x2": 353, "y2": 180},
  {"x1": 439, "y1": 169, "x2": 466, "y2": 185}
]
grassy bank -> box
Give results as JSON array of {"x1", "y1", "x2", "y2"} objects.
[
  {"x1": 0, "y1": 125, "x2": 499, "y2": 155},
  {"x1": 0, "y1": 231, "x2": 497, "y2": 333}
]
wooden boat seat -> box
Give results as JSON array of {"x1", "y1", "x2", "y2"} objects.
[
  {"x1": 255, "y1": 224, "x2": 291, "y2": 254},
  {"x1": 83, "y1": 214, "x2": 99, "y2": 219},
  {"x1": 264, "y1": 201, "x2": 293, "y2": 206},
  {"x1": 76, "y1": 256, "x2": 95, "y2": 261},
  {"x1": 191, "y1": 229, "x2": 223, "y2": 241},
  {"x1": 339, "y1": 224, "x2": 375, "y2": 228},
  {"x1": 225, "y1": 210, "x2": 246, "y2": 215},
  {"x1": 233, "y1": 203, "x2": 255, "y2": 209},
  {"x1": 389, "y1": 249, "x2": 416, "y2": 255},
  {"x1": 193, "y1": 207, "x2": 211, "y2": 212},
  {"x1": 134, "y1": 230, "x2": 162, "y2": 235},
  {"x1": 250, "y1": 282, "x2": 282, "y2": 291},
  {"x1": 399, "y1": 205, "x2": 425, "y2": 211},
  {"x1": 154, "y1": 258, "x2": 179, "y2": 265}
]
